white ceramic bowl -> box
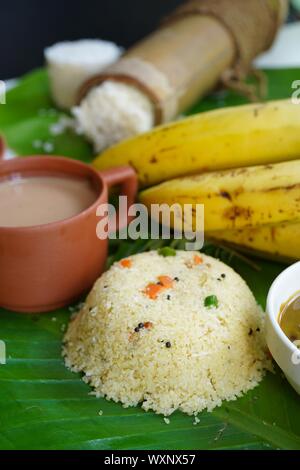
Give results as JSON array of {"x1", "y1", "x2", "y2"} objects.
[{"x1": 266, "y1": 261, "x2": 300, "y2": 394}]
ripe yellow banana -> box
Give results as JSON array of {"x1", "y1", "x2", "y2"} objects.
[
  {"x1": 209, "y1": 223, "x2": 300, "y2": 262},
  {"x1": 94, "y1": 99, "x2": 300, "y2": 187},
  {"x1": 139, "y1": 160, "x2": 300, "y2": 232}
]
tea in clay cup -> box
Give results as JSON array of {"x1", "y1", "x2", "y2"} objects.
[{"x1": 0, "y1": 154, "x2": 137, "y2": 313}]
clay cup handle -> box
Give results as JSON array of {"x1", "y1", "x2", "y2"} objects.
[{"x1": 100, "y1": 166, "x2": 138, "y2": 232}]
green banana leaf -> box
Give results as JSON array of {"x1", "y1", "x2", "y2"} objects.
[{"x1": 0, "y1": 68, "x2": 300, "y2": 450}]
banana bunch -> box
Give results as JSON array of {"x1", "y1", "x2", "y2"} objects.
[
  {"x1": 93, "y1": 99, "x2": 300, "y2": 261},
  {"x1": 94, "y1": 100, "x2": 300, "y2": 188}
]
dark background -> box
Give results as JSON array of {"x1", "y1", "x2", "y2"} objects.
[
  {"x1": 0, "y1": 0, "x2": 183, "y2": 79},
  {"x1": 1, "y1": 0, "x2": 298, "y2": 79}
]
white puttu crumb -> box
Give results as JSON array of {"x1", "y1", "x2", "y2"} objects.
[
  {"x1": 43, "y1": 142, "x2": 54, "y2": 153},
  {"x1": 68, "y1": 302, "x2": 85, "y2": 314},
  {"x1": 193, "y1": 416, "x2": 200, "y2": 426},
  {"x1": 63, "y1": 251, "x2": 272, "y2": 416},
  {"x1": 50, "y1": 121, "x2": 65, "y2": 136},
  {"x1": 164, "y1": 418, "x2": 170, "y2": 425},
  {"x1": 50, "y1": 116, "x2": 83, "y2": 136},
  {"x1": 51, "y1": 317, "x2": 57, "y2": 322},
  {"x1": 98, "y1": 410, "x2": 103, "y2": 416}
]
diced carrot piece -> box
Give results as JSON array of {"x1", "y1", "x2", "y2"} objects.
[
  {"x1": 194, "y1": 255, "x2": 203, "y2": 265},
  {"x1": 120, "y1": 259, "x2": 132, "y2": 269},
  {"x1": 144, "y1": 276, "x2": 174, "y2": 300},
  {"x1": 144, "y1": 322, "x2": 153, "y2": 329},
  {"x1": 158, "y1": 276, "x2": 174, "y2": 288},
  {"x1": 144, "y1": 283, "x2": 164, "y2": 300}
]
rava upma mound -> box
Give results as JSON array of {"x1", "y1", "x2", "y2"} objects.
[{"x1": 63, "y1": 250, "x2": 272, "y2": 416}]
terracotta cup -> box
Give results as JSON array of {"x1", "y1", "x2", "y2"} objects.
[{"x1": 0, "y1": 150, "x2": 137, "y2": 313}]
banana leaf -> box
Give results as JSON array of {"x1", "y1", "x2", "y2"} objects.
[{"x1": 0, "y1": 68, "x2": 300, "y2": 450}]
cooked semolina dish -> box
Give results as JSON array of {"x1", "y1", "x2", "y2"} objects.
[{"x1": 63, "y1": 250, "x2": 272, "y2": 416}]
